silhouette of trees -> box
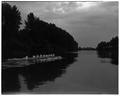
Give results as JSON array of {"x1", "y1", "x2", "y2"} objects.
[
  {"x1": 96, "y1": 36, "x2": 118, "y2": 51},
  {"x1": 96, "y1": 36, "x2": 118, "y2": 65},
  {"x1": 2, "y1": 3, "x2": 22, "y2": 59},
  {"x1": 96, "y1": 41, "x2": 108, "y2": 50},
  {"x1": 2, "y1": 3, "x2": 21, "y2": 40},
  {"x1": 109, "y1": 36, "x2": 118, "y2": 51},
  {"x1": 2, "y1": 3, "x2": 78, "y2": 59},
  {"x1": 23, "y1": 13, "x2": 78, "y2": 55}
]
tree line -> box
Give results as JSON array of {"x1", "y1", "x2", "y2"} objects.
[
  {"x1": 96, "y1": 36, "x2": 118, "y2": 65},
  {"x1": 2, "y1": 3, "x2": 78, "y2": 59},
  {"x1": 96, "y1": 36, "x2": 118, "y2": 51}
]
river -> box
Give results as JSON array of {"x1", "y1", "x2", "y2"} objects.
[{"x1": 2, "y1": 51, "x2": 118, "y2": 94}]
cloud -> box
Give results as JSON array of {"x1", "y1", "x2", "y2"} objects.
[
  {"x1": 6, "y1": 1, "x2": 118, "y2": 47},
  {"x1": 49, "y1": 2, "x2": 118, "y2": 47}
]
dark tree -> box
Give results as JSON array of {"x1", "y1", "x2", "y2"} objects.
[
  {"x1": 2, "y1": 3, "x2": 22, "y2": 59},
  {"x1": 96, "y1": 36, "x2": 118, "y2": 65},
  {"x1": 2, "y1": 3, "x2": 21, "y2": 40},
  {"x1": 96, "y1": 41, "x2": 108, "y2": 50},
  {"x1": 96, "y1": 36, "x2": 118, "y2": 51},
  {"x1": 110, "y1": 36, "x2": 118, "y2": 51},
  {"x1": 2, "y1": 5, "x2": 78, "y2": 59},
  {"x1": 24, "y1": 13, "x2": 78, "y2": 55}
]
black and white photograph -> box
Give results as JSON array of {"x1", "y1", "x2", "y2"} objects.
[{"x1": 2, "y1": 1, "x2": 118, "y2": 94}]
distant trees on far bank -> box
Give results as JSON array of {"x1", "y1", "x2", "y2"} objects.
[
  {"x1": 78, "y1": 36, "x2": 118, "y2": 51},
  {"x1": 96, "y1": 36, "x2": 118, "y2": 51},
  {"x1": 2, "y1": 3, "x2": 78, "y2": 59},
  {"x1": 96, "y1": 36, "x2": 118, "y2": 65}
]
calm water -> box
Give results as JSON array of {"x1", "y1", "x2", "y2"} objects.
[{"x1": 2, "y1": 51, "x2": 118, "y2": 94}]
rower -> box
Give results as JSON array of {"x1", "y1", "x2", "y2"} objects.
[
  {"x1": 36, "y1": 55, "x2": 39, "y2": 58},
  {"x1": 33, "y1": 55, "x2": 35, "y2": 58},
  {"x1": 25, "y1": 56, "x2": 28, "y2": 60},
  {"x1": 40, "y1": 55, "x2": 42, "y2": 58}
]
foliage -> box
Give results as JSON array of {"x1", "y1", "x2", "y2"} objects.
[
  {"x1": 2, "y1": 3, "x2": 21, "y2": 40},
  {"x1": 22, "y1": 12, "x2": 78, "y2": 55},
  {"x1": 96, "y1": 36, "x2": 118, "y2": 65},
  {"x1": 96, "y1": 36, "x2": 118, "y2": 51},
  {"x1": 2, "y1": 3, "x2": 78, "y2": 59}
]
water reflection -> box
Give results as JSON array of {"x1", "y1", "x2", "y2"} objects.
[
  {"x1": 97, "y1": 51, "x2": 118, "y2": 65},
  {"x1": 2, "y1": 53, "x2": 78, "y2": 94}
]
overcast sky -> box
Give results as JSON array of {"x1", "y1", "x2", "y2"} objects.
[{"x1": 6, "y1": 1, "x2": 118, "y2": 47}]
